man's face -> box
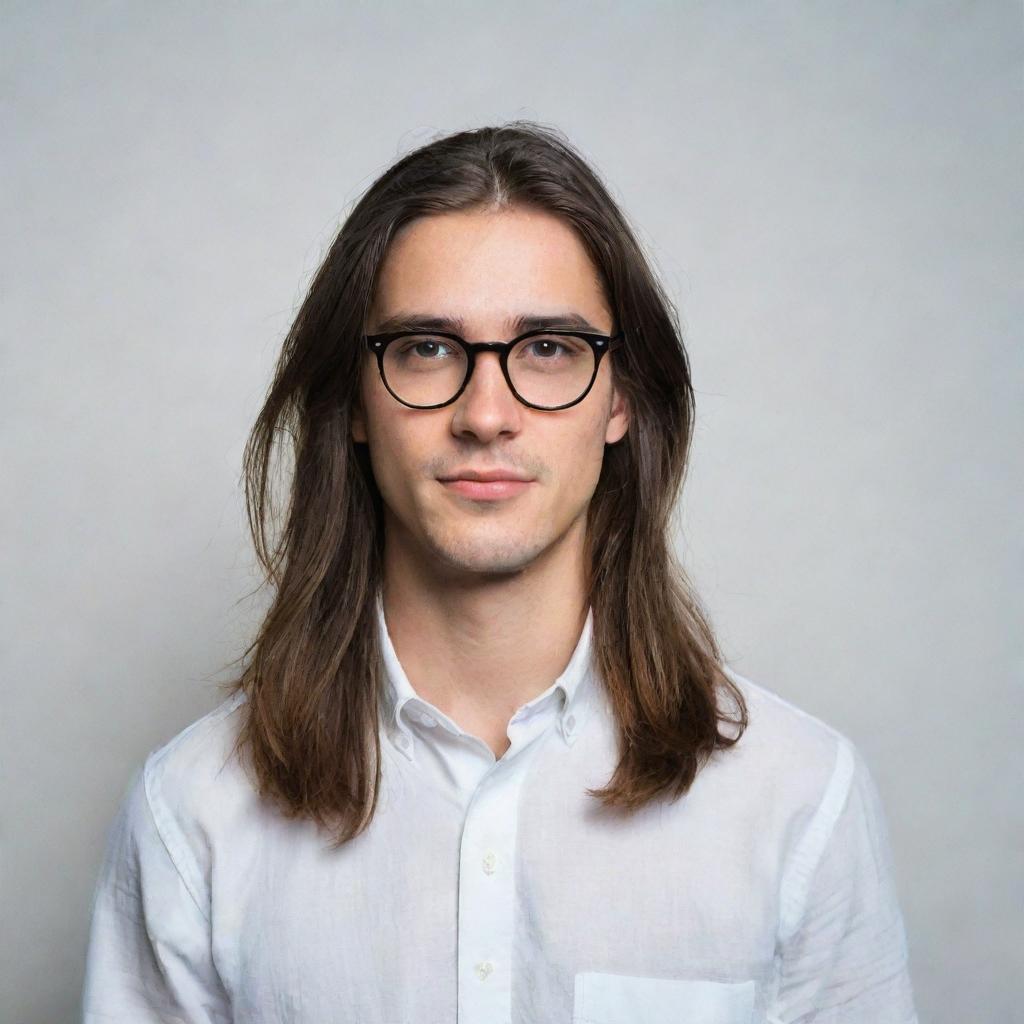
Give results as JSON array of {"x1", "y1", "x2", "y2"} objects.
[{"x1": 352, "y1": 205, "x2": 630, "y2": 582}]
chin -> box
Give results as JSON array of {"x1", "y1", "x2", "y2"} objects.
[{"x1": 430, "y1": 526, "x2": 549, "y2": 577}]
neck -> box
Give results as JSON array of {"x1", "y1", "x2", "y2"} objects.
[{"x1": 379, "y1": 520, "x2": 590, "y2": 754}]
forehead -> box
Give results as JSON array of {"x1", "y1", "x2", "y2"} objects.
[{"x1": 369, "y1": 206, "x2": 611, "y2": 329}]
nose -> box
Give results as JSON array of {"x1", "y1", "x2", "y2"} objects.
[{"x1": 449, "y1": 351, "x2": 523, "y2": 441}]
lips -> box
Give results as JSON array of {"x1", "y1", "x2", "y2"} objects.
[
  {"x1": 439, "y1": 469, "x2": 533, "y2": 483},
  {"x1": 441, "y1": 478, "x2": 533, "y2": 500}
]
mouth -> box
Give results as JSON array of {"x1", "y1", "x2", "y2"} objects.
[{"x1": 440, "y1": 478, "x2": 533, "y2": 501}]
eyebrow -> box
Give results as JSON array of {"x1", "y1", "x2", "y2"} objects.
[{"x1": 369, "y1": 311, "x2": 605, "y2": 335}]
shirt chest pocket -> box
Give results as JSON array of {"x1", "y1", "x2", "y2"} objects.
[{"x1": 572, "y1": 972, "x2": 756, "y2": 1024}]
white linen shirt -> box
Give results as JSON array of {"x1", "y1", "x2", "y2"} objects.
[{"x1": 82, "y1": 596, "x2": 919, "y2": 1023}]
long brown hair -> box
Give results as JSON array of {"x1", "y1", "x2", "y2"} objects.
[{"x1": 221, "y1": 121, "x2": 747, "y2": 848}]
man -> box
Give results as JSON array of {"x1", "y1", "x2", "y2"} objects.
[{"x1": 82, "y1": 122, "x2": 919, "y2": 1023}]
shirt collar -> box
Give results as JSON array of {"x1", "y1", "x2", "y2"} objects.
[{"x1": 375, "y1": 591, "x2": 596, "y2": 761}]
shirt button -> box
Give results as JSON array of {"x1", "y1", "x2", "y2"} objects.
[
  {"x1": 396, "y1": 733, "x2": 410, "y2": 749},
  {"x1": 482, "y1": 851, "x2": 497, "y2": 875},
  {"x1": 475, "y1": 960, "x2": 494, "y2": 981},
  {"x1": 417, "y1": 712, "x2": 437, "y2": 728},
  {"x1": 564, "y1": 714, "x2": 576, "y2": 732}
]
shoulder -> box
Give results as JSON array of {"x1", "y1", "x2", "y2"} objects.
[
  {"x1": 96, "y1": 692, "x2": 252, "y2": 917},
  {"x1": 719, "y1": 668, "x2": 904, "y2": 948},
  {"x1": 143, "y1": 689, "x2": 250, "y2": 817},
  {"x1": 716, "y1": 666, "x2": 865, "y2": 830},
  {"x1": 722, "y1": 665, "x2": 851, "y2": 762},
  {"x1": 136, "y1": 691, "x2": 253, "y2": 894}
]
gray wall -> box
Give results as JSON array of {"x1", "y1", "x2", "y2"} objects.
[{"x1": 3, "y1": 3, "x2": 1020, "y2": 1022}]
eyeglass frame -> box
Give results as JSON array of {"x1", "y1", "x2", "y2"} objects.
[{"x1": 363, "y1": 328, "x2": 625, "y2": 411}]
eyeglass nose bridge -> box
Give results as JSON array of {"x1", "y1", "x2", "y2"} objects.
[
  {"x1": 463, "y1": 340, "x2": 510, "y2": 366},
  {"x1": 462, "y1": 341, "x2": 513, "y2": 375}
]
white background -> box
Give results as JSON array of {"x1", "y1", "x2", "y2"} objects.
[{"x1": 2, "y1": 3, "x2": 1020, "y2": 1021}]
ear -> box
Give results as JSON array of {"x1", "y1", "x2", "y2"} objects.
[{"x1": 605, "y1": 382, "x2": 630, "y2": 445}]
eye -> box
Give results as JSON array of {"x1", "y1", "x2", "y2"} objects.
[
  {"x1": 515, "y1": 334, "x2": 589, "y2": 361},
  {"x1": 395, "y1": 336, "x2": 455, "y2": 360},
  {"x1": 527, "y1": 339, "x2": 571, "y2": 357}
]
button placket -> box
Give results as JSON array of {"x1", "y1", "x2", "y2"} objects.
[{"x1": 457, "y1": 760, "x2": 525, "y2": 1024}]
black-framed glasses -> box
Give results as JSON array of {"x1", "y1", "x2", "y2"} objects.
[{"x1": 363, "y1": 328, "x2": 625, "y2": 411}]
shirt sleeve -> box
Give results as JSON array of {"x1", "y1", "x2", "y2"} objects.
[
  {"x1": 768, "y1": 739, "x2": 919, "y2": 1024},
  {"x1": 81, "y1": 763, "x2": 232, "y2": 1023}
]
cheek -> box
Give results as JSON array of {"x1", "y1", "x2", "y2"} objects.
[
  {"x1": 365, "y1": 414, "x2": 434, "y2": 512},
  {"x1": 547, "y1": 419, "x2": 608, "y2": 497},
  {"x1": 367, "y1": 422, "x2": 410, "y2": 487}
]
